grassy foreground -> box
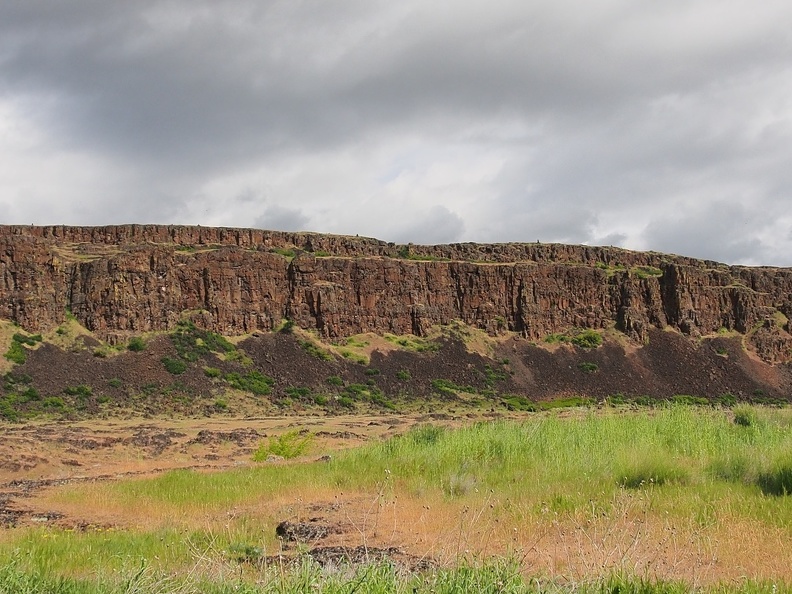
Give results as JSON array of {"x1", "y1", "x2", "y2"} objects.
[
  {"x1": 1, "y1": 558, "x2": 789, "y2": 594},
  {"x1": 3, "y1": 405, "x2": 792, "y2": 591}
]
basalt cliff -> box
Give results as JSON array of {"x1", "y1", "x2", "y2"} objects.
[
  {"x1": 2, "y1": 224, "x2": 791, "y2": 360},
  {"x1": 1, "y1": 224, "x2": 791, "y2": 412}
]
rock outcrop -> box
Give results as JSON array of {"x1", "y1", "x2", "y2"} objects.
[{"x1": 1, "y1": 225, "x2": 791, "y2": 362}]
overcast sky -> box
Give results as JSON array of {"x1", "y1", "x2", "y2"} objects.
[{"x1": 1, "y1": 1, "x2": 791, "y2": 265}]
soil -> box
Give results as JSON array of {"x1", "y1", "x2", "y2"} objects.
[{"x1": 498, "y1": 329, "x2": 792, "y2": 401}]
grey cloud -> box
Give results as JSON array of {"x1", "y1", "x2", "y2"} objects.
[
  {"x1": 6, "y1": 1, "x2": 788, "y2": 170},
  {"x1": 254, "y1": 204, "x2": 309, "y2": 233},
  {"x1": 642, "y1": 201, "x2": 772, "y2": 265},
  {"x1": 596, "y1": 232, "x2": 628, "y2": 248},
  {"x1": 390, "y1": 205, "x2": 465, "y2": 245},
  {"x1": 480, "y1": 197, "x2": 599, "y2": 245}
]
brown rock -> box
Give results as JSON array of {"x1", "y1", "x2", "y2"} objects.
[{"x1": 2, "y1": 225, "x2": 792, "y2": 363}]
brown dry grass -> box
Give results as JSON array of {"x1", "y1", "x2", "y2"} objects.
[
  {"x1": 51, "y1": 244, "x2": 123, "y2": 264},
  {"x1": 31, "y1": 476, "x2": 792, "y2": 586},
  {"x1": 272, "y1": 489, "x2": 792, "y2": 585},
  {"x1": 0, "y1": 320, "x2": 17, "y2": 375}
]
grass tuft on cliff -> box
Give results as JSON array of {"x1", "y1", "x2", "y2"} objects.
[{"x1": 171, "y1": 320, "x2": 235, "y2": 361}]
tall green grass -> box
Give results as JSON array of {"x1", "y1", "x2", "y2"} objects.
[{"x1": 338, "y1": 406, "x2": 792, "y2": 513}]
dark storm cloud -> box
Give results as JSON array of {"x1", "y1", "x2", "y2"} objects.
[
  {"x1": 1, "y1": 1, "x2": 791, "y2": 264},
  {"x1": 3, "y1": 1, "x2": 780, "y2": 163}
]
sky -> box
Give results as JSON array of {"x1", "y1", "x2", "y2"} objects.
[{"x1": 1, "y1": 1, "x2": 791, "y2": 266}]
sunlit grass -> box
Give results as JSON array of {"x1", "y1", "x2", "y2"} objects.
[
  {"x1": 55, "y1": 406, "x2": 792, "y2": 517},
  {"x1": 28, "y1": 406, "x2": 792, "y2": 534}
]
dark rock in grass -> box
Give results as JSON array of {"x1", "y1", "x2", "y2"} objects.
[
  {"x1": 276, "y1": 520, "x2": 335, "y2": 542},
  {"x1": 0, "y1": 507, "x2": 25, "y2": 527},
  {"x1": 188, "y1": 428, "x2": 263, "y2": 446},
  {"x1": 122, "y1": 429, "x2": 186, "y2": 456},
  {"x1": 308, "y1": 545, "x2": 435, "y2": 571},
  {"x1": 30, "y1": 511, "x2": 64, "y2": 522},
  {"x1": 308, "y1": 545, "x2": 401, "y2": 566}
]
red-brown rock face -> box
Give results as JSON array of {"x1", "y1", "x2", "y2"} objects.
[{"x1": 2, "y1": 225, "x2": 791, "y2": 362}]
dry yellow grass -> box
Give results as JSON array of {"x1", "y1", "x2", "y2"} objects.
[{"x1": 27, "y1": 474, "x2": 792, "y2": 587}]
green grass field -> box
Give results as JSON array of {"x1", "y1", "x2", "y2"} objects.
[{"x1": 3, "y1": 405, "x2": 792, "y2": 592}]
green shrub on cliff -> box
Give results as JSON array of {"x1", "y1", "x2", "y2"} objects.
[
  {"x1": 543, "y1": 328, "x2": 603, "y2": 349},
  {"x1": 300, "y1": 340, "x2": 333, "y2": 361},
  {"x1": 12, "y1": 333, "x2": 42, "y2": 346},
  {"x1": 3, "y1": 341, "x2": 26, "y2": 365},
  {"x1": 127, "y1": 336, "x2": 147, "y2": 352},
  {"x1": 171, "y1": 320, "x2": 234, "y2": 361},
  {"x1": 3, "y1": 333, "x2": 43, "y2": 365},
  {"x1": 571, "y1": 329, "x2": 603, "y2": 349},
  {"x1": 161, "y1": 356, "x2": 187, "y2": 375},
  {"x1": 224, "y1": 371, "x2": 274, "y2": 395}
]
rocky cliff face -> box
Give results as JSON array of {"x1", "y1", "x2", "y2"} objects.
[{"x1": 2, "y1": 225, "x2": 791, "y2": 362}]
